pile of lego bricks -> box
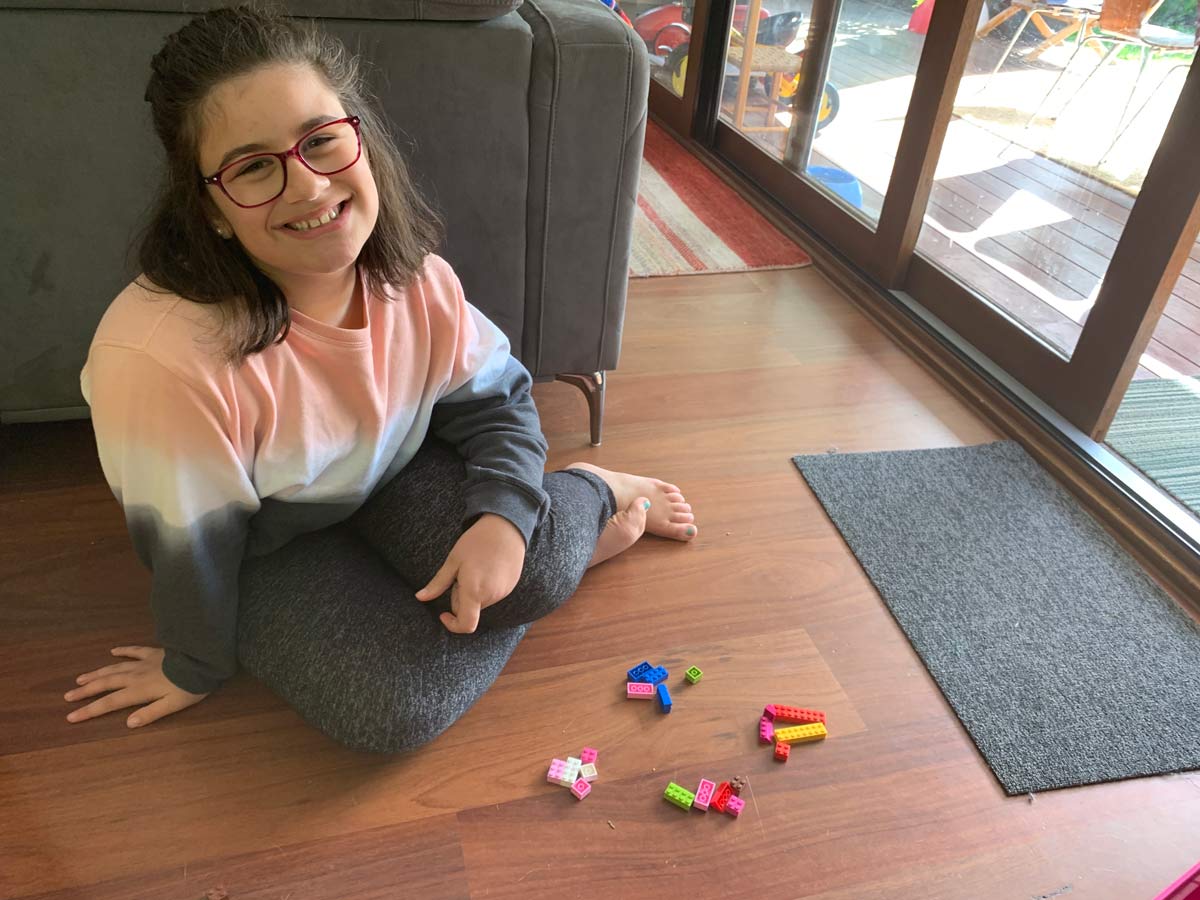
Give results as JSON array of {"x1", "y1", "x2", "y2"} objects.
[
  {"x1": 624, "y1": 659, "x2": 703, "y2": 713},
  {"x1": 664, "y1": 775, "x2": 749, "y2": 817},
  {"x1": 546, "y1": 746, "x2": 601, "y2": 800},
  {"x1": 759, "y1": 704, "x2": 827, "y2": 762}
]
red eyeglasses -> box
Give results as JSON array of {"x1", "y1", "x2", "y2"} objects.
[{"x1": 200, "y1": 115, "x2": 362, "y2": 208}]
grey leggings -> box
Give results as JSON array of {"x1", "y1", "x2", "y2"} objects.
[{"x1": 235, "y1": 435, "x2": 616, "y2": 753}]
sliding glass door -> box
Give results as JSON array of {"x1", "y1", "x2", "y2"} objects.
[{"x1": 646, "y1": 0, "x2": 1200, "y2": 443}]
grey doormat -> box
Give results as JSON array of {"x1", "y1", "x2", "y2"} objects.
[
  {"x1": 792, "y1": 441, "x2": 1200, "y2": 795},
  {"x1": 1108, "y1": 376, "x2": 1200, "y2": 517}
]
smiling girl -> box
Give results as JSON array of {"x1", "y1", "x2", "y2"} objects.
[{"x1": 70, "y1": 2, "x2": 697, "y2": 752}]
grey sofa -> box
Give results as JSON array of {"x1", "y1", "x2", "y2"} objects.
[{"x1": 0, "y1": 0, "x2": 649, "y2": 445}]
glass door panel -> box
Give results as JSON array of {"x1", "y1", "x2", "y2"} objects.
[
  {"x1": 715, "y1": 0, "x2": 933, "y2": 222},
  {"x1": 915, "y1": 10, "x2": 1196, "y2": 361}
]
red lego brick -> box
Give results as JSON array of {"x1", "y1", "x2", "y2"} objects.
[
  {"x1": 712, "y1": 781, "x2": 733, "y2": 813},
  {"x1": 774, "y1": 741, "x2": 791, "y2": 762},
  {"x1": 772, "y1": 705, "x2": 827, "y2": 725}
]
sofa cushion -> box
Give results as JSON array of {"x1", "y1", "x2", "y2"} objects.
[{"x1": 0, "y1": 0, "x2": 521, "y2": 22}]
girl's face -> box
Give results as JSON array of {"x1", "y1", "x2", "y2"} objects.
[{"x1": 197, "y1": 63, "x2": 379, "y2": 283}]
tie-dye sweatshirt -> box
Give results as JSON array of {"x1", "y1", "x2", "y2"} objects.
[{"x1": 80, "y1": 253, "x2": 548, "y2": 696}]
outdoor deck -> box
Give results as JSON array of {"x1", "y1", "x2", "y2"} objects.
[{"x1": 667, "y1": 0, "x2": 1200, "y2": 378}]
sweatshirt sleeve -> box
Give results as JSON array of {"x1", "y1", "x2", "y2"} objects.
[
  {"x1": 82, "y1": 345, "x2": 260, "y2": 695},
  {"x1": 428, "y1": 265, "x2": 550, "y2": 546}
]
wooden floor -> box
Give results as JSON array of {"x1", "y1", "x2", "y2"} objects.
[
  {"x1": 693, "y1": 0, "x2": 1200, "y2": 377},
  {"x1": 4, "y1": 267, "x2": 1200, "y2": 899}
]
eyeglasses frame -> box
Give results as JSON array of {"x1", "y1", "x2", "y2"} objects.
[{"x1": 200, "y1": 114, "x2": 363, "y2": 209}]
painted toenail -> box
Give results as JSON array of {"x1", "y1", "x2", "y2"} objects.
[
  {"x1": 686, "y1": 526, "x2": 696, "y2": 536},
  {"x1": 643, "y1": 500, "x2": 651, "y2": 510}
]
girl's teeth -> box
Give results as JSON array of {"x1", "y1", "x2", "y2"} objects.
[{"x1": 286, "y1": 202, "x2": 342, "y2": 231}]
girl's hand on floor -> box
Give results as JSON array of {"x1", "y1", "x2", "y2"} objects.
[
  {"x1": 64, "y1": 645, "x2": 210, "y2": 729},
  {"x1": 415, "y1": 513, "x2": 527, "y2": 634}
]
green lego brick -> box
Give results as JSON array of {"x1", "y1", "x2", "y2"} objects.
[
  {"x1": 685, "y1": 666, "x2": 703, "y2": 684},
  {"x1": 663, "y1": 782, "x2": 696, "y2": 810}
]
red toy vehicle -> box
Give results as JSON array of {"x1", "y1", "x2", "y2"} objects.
[{"x1": 632, "y1": 2, "x2": 839, "y2": 130}]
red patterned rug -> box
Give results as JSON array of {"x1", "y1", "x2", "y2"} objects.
[{"x1": 630, "y1": 119, "x2": 813, "y2": 278}]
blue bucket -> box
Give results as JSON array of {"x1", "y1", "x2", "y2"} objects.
[{"x1": 808, "y1": 166, "x2": 863, "y2": 209}]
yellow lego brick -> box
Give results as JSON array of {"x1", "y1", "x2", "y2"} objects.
[{"x1": 773, "y1": 722, "x2": 827, "y2": 743}]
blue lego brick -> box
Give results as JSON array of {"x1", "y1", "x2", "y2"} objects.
[
  {"x1": 627, "y1": 661, "x2": 653, "y2": 683},
  {"x1": 639, "y1": 665, "x2": 669, "y2": 685},
  {"x1": 656, "y1": 682, "x2": 672, "y2": 713}
]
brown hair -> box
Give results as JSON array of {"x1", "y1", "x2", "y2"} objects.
[{"x1": 133, "y1": 0, "x2": 444, "y2": 366}]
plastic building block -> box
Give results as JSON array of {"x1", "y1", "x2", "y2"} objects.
[
  {"x1": 725, "y1": 795, "x2": 745, "y2": 817},
  {"x1": 640, "y1": 665, "x2": 669, "y2": 685},
  {"x1": 664, "y1": 782, "x2": 696, "y2": 811},
  {"x1": 1153, "y1": 859, "x2": 1200, "y2": 900},
  {"x1": 730, "y1": 776, "x2": 747, "y2": 796},
  {"x1": 627, "y1": 661, "x2": 653, "y2": 682},
  {"x1": 579, "y1": 762, "x2": 598, "y2": 782},
  {"x1": 656, "y1": 682, "x2": 672, "y2": 713},
  {"x1": 774, "y1": 741, "x2": 791, "y2": 762},
  {"x1": 712, "y1": 781, "x2": 733, "y2": 813},
  {"x1": 773, "y1": 723, "x2": 827, "y2": 743},
  {"x1": 772, "y1": 705, "x2": 826, "y2": 725},
  {"x1": 685, "y1": 666, "x2": 703, "y2": 684},
  {"x1": 693, "y1": 778, "x2": 716, "y2": 811},
  {"x1": 581, "y1": 747, "x2": 598, "y2": 764},
  {"x1": 759, "y1": 716, "x2": 775, "y2": 743},
  {"x1": 547, "y1": 759, "x2": 573, "y2": 786},
  {"x1": 571, "y1": 777, "x2": 592, "y2": 800},
  {"x1": 762, "y1": 704, "x2": 777, "y2": 721},
  {"x1": 627, "y1": 681, "x2": 655, "y2": 699}
]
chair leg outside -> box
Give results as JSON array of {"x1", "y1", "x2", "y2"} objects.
[
  {"x1": 555, "y1": 372, "x2": 606, "y2": 447},
  {"x1": 1098, "y1": 56, "x2": 1189, "y2": 166},
  {"x1": 1026, "y1": 35, "x2": 1113, "y2": 125},
  {"x1": 1100, "y1": 44, "x2": 1152, "y2": 163},
  {"x1": 983, "y1": 9, "x2": 1034, "y2": 90}
]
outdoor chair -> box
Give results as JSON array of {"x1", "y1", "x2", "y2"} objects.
[
  {"x1": 977, "y1": 0, "x2": 1103, "y2": 78},
  {"x1": 1027, "y1": 0, "x2": 1198, "y2": 149}
]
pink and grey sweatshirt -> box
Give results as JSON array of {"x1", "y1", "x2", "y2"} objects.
[{"x1": 80, "y1": 253, "x2": 548, "y2": 696}]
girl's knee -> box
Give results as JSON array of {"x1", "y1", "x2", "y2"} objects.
[{"x1": 314, "y1": 694, "x2": 464, "y2": 754}]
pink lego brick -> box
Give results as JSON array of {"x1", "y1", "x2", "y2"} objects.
[
  {"x1": 763, "y1": 704, "x2": 777, "y2": 721},
  {"x1": 547, "y1": 759, "x2": 571, "y2": 785},
  {"x1": 1154, "y1": 859, "x2": 1200, "y2": 900},
  {"x1": 580, "y1": 747, "x2": 598, "y2": 764},
  {"x1": 571, "y1": 778, "x2": 592, "y2": 800},
  {"x1": 626, "y1": 681, "x2": 655, "y2": 699},
  {"x1": 725, "y1": 795, "x2": 745, "y2": 817},
  {"x1": 693, "y1": 778, "x2": 716, "y2": 811},
  {"x1": 759, "y1": 716, "x2": 775, "y2": 743}
]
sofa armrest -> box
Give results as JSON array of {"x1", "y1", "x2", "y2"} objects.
[{"x1": 518, "y1": 0, "x2": 649, "y2": 377}]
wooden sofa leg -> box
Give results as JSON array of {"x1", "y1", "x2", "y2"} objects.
[{"x1": 554, "y1": 372, "x2": 606, "y2": 447}]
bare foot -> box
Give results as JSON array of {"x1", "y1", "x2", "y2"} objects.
[
  {"x1": 567, "y1": 462, "x2": 698, "y2": 542},
  {"x1": 588, "y1": 496, "x2": 649, "y2": 568}
]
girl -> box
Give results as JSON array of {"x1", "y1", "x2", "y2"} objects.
[{"x1": 66, "y1": 2, "x2": 697, "y2": 753}]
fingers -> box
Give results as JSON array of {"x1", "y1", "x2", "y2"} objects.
[
  {"x1": 65, "y1": 685, "x2": 139, "y2": 724},
  {"x1": 439, "y1": 584, "x2": 482, "y2": 635},
  {"x1": 125, "y1": 696, "x2": 177, "y2": 729},
  {"x1": 110, "y1": 646, "x2": 154, "y2": 660},
  {"x1": 415, "y1": 559, "x2": 458, "y2": 602},
  {"x1": 75, "y1": 662, "x2": 136, "y2": 684}
]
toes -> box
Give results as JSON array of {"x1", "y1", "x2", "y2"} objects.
[
  {"x1": 676, "y1": 522, "x2": 698, "y2": 541},
  {"x1": 671, "y1": 511, "x2": 695, "y2": 523},
  {"x1": 665, "y1": 492, "x2": 685, "y2": 503},
  {"x1": 671, "y1": 501, "x2": 692, "y2": 514}
]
